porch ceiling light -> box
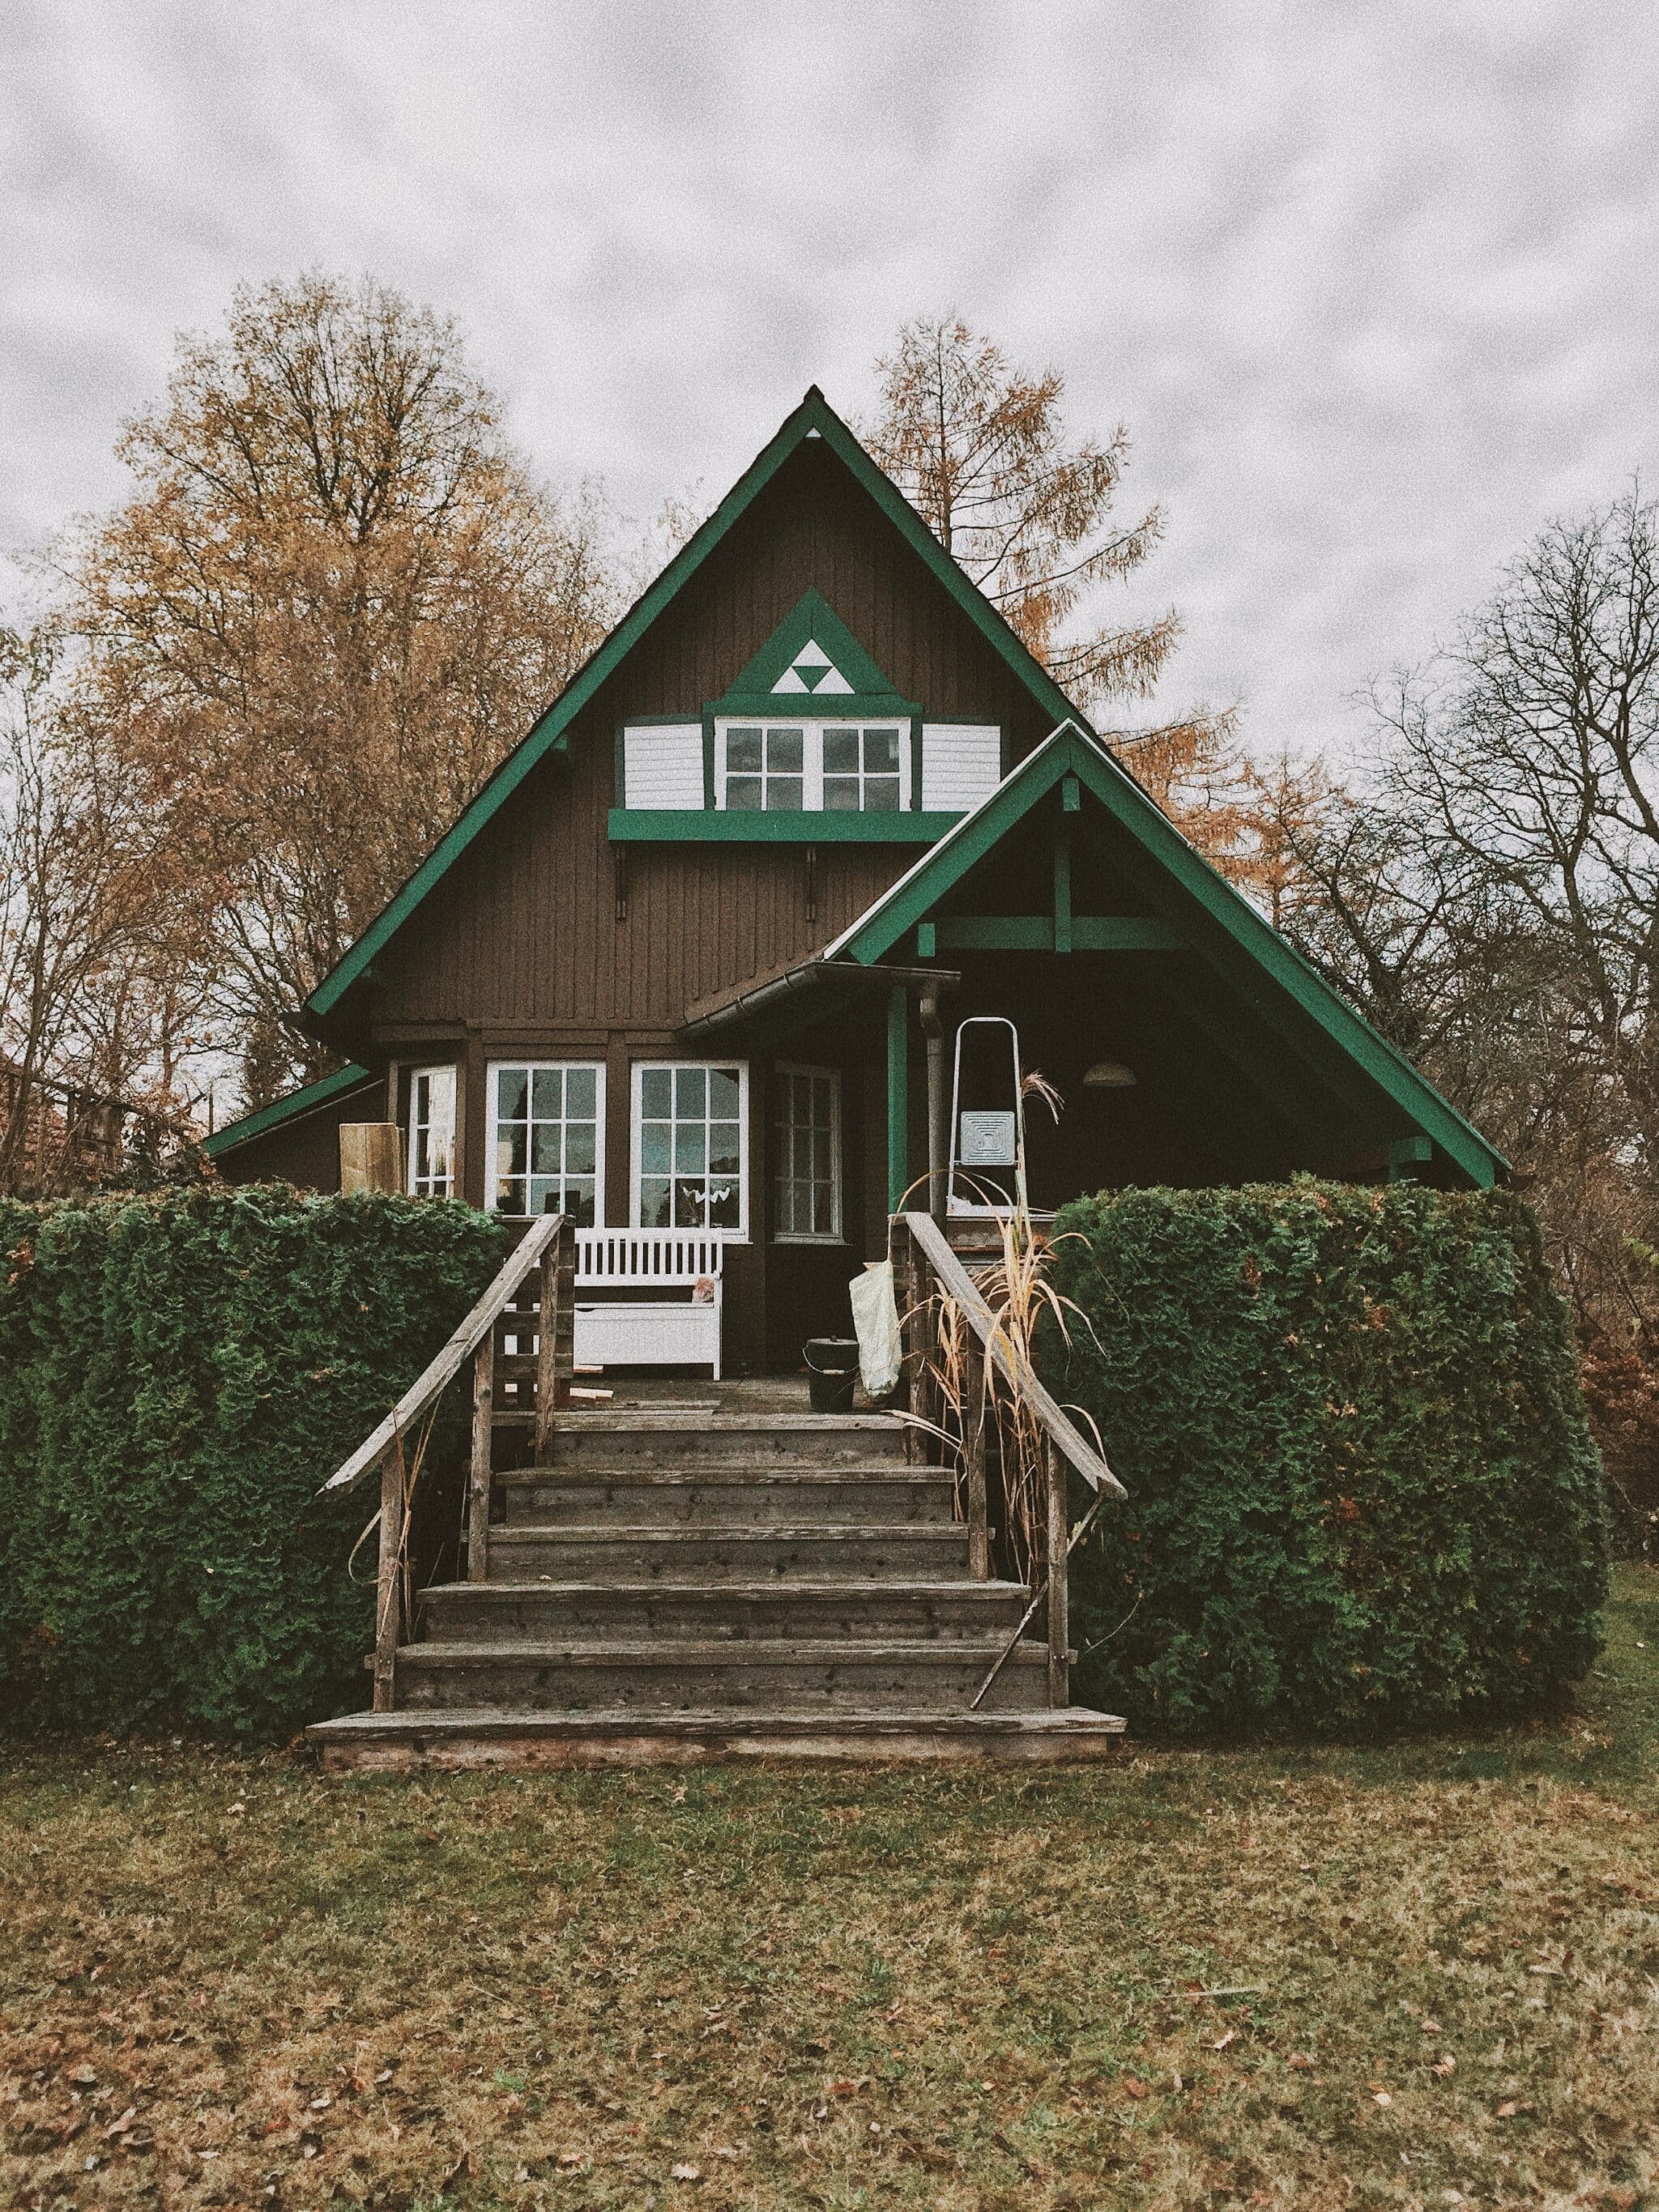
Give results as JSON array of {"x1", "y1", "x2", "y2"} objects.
[{"x1": 1083, "y1": 1060, "x2": 1137, "y2": 1089}]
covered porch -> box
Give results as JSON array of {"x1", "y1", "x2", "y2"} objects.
[{"x1": 683, "y1": 720, "x2": 1499, "y2": 1376}]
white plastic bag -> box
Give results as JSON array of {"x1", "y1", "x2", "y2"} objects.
[{"x1": 849, "y1": 1259, "x2": 902, "y2": 1401}]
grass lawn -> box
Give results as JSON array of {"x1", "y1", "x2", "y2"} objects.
[{"x1": 3, "y1": 1571, "x2": 1657, "y2": 2212}]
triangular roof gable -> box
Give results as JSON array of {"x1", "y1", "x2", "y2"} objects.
[
  {"x1": 825, "y1": 722, "x2": 1506, "y2": 1188},
  {"x1": 307, "y1": 389, "x2": 1083, "y2": 1021},
  {"x1": 719, "y1": 588, "x2": 904, "y2": 708}
]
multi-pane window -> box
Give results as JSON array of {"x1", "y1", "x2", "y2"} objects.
[
  {"x1": 822, "y1": 726, "x2": 901, "y2": 812},
  {"x1": 407, "y1": 1066, "x2": 456, "y2": 1197},
  {"x1": 724, "y1": 725, "x2": 804, "y2": 811},
  {"x1": 717, "y1": 722, "x2": 907, "y2": 812},
  {"x1": 490, "y1": 1063, "x2": 603, "y2": 1222},
  {"x1": 635, "y1": 1063, "x2": 746, "y2": 1234},
  {"x1": 773, "y1": 1065, "x2": 840, "y2": 1242}
]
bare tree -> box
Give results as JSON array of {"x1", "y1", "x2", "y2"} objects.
[
  {"x1": 66, "y1": 273, "x2": 625, "y2": 1102},
  {"x1": 0, "y1": 626, "x2": 206, "y2": 1191}
]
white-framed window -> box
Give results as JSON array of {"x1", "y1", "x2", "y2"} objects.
[
  {"x1": 773, "y1": 1065, "x2": 841, "y2": 1242},
  {"x1": 407, "y1": 1066, "x2": 456, "y2": 1197},
  {"x1": 716, "y1": 721, "x2": 908, "y2": 812},
  {"x1": 488, "y1": 1062, "x2": 604, "y2": 1222},
  {"x1": 633, "y1": 1061, "x2": 748, "y2": 1237}
]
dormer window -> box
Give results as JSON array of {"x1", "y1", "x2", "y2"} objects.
[{"x1": 718, "y1": 721, "x2": 908, "y2": 812}]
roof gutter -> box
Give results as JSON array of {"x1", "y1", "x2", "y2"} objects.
[{"x1": 677, "y1": 957, "x2": 961, "y2": 1041}]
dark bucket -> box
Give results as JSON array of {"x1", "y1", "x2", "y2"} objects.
[{"x1": 804, "y1": 1336, "x2": 859, "y2": 1414}]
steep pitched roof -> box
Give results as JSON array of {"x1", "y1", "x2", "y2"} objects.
[
  {"x1": 305, "y1": 387, "x2": 1082, "y2": 1024},
  {"x1": 825, "y1": 721, "x2": 1507, "y2": 1189}
]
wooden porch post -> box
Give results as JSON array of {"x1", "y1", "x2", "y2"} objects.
[
  {"x1": 467, "y1": 1327, "x2": 494, "y2": 1583},
  {"x1": 371, "y1": 1443, "x2": 404, "y2": 1712},
  {"x1": 965, "y1": 1346, "x2": 990, "y2": 1580},
  {"x1": 886, "y1": 986, "x2": 909, "y2": 1215},
  {"x1": 1045, "y1": 1437, "x2": 1070, "y2": 1706}
]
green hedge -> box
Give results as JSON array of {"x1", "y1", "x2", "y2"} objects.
[
  {"x1": 0, "y1": 1186, "x2": 504, "y2": 1741},
  {"x1": 1047, "y1": 1183, "x2": 1609, "y2": 1739}
]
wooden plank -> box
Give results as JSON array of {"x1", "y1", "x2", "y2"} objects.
[
  {"x1": 533, "y1": 1233, "x2": 560, "y2": 1463},
  {"x1": 902, "y1": 1213, "x2": 1126, "y2": 1500},
  {"x1": 339, "y1": 1122, "x2": 403, "y2": 1193},
  {"x1": 371, "y1": 1446, "x2": 403, "y2": 1713},
  {"x1": 318, "y1": 1210, "x2": 567, "y2": 1494},
  {"x1": 467, "y1": 1331, "x2": 494, "y2": 1583}
]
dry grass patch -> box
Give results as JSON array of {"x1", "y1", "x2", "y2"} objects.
[{"x1": 4, "y1": 1568, "x2": 1659, "y2": 2211}]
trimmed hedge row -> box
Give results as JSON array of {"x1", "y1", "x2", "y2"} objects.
[
  {"x1": 1047, "y1": 1182, "x2": 1610, "y2": 1739},
  {"x1": 0, "y1": 1186, "x2": 504, "y2": 1741}
]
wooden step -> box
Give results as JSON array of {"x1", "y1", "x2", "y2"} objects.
[
  {"x1": 544, "y1": 1413, "x2": 906, "y2": 1471},
  {"x1": 391, "y1": 1638, "x2": 1050, "y2": 1715},
  {"x1": 494, "y1": 1467, "x2": 954, "y2": 1527},
  {"x1": 484, "y1": 1523, "x2": 971, "y2": 1583},
  {"x1": 420, "y1": 1578, "x2": 1027, "y2": 1643},
  {"x1": 309, "y1": 1706, "x2": 1128, "y2": 1771}
]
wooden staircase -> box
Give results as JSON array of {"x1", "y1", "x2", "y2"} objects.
[
  {"x1": 310, "y1": 1398, "x2": 1126, "y2": 1768},
  {"x1": 306, "y1": 1214, "x2": 1126, "y2": 1771}
]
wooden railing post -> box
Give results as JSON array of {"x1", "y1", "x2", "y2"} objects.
[
  {"x1": 1045, "y1": 1436, "x2": 1070, "y2": 1707},
  {"x1": 555, "y1": 1217, "x2": 576, "y2": 1403},
  {"x1": 372, "y1": 1443, "x2": 404, "y2": 1711},
  {"x1": 467, "y1": 1325, "x2": 494, "y2": 1583},
  {"x1": 965, "y1": 1343, "x2": 990, "y2": 1580}
]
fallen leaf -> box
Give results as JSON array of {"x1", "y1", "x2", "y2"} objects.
[
  {"x1": 1431, "y1": 2055, "x2": 1456, "y2": 2078},
  {"x1": 1372, "y1": 2091, "x2": 1392, "y2": 2108},
  {"x1": 1120, "y1": 2078, "x2": 1147, "y2": 2101},
  {"x1": 104, "y1": 2108, "x2": 137, "y2": 2139},
  {"x1": 1420, "y1": 2019, "x2": 1443, "y2": 2035},
  {"x1": 827, "y1": 2078, "x2": 857, "y2": 2097},
  {"x1": 1496, "y1": 2100, "x2": 1519, "y2": 2119},
  {"x1": 1211, "y1": 2030, "x2": 1236, "y2": 2052},
  {"x1": 671, "y1": 2161, "x2": 702, "y2": 2181},
  {"x1": 1287, "y1": 2053, "x2": 1315, "y2": 2071},
  {"x1": 67, "y1": 2065, "x2": 98, "y2": 2086}
]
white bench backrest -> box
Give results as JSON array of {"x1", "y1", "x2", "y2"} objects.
[{"x1": 575, "y1": 1230, "x2": 726, "y2": 1288}]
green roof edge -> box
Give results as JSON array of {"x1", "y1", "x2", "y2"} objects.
[
  {"x1": 827, "y1": 722, "x2": 1507, "y2": 1190},
  {"x1": 203, "y1": 1062, "x2": 377, "y2": 1158},
  {"x1": 305, "y1": 386, "x2": 1090, "y2": 1021}
]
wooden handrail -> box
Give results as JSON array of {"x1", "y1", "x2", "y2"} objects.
[
  {"x1": 901, "y1": 1211, "x2": 1126, "y2": 1502},
  {"x1": 318, "y1": 1210, "x2": 570, "y2": 1496}
]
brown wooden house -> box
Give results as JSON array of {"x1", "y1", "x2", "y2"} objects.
[
  {"x1": 208, "y1": 384, "x2": 1501, "y2": 1380},
  {"x1": 204, "y1": 387, "x2": 1505, "y2": 1765}
]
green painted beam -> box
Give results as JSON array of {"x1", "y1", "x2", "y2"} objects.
[
  {"x1": 607, "y1": 809, "x2": 959, "y2": 844},
  {"x1": 926, "y1": 914, "x2": 1185, "y2": 952},
  {"x1": 887, "y1": 986, "x2": 909, "y2": 1213},
  {"x1": 916, "y1": 922, "x2": 936, "y2": 957}
]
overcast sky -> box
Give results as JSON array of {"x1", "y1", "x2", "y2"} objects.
[{"x1": 5, "y1": 0, "x2": 1657, "y2": 762}]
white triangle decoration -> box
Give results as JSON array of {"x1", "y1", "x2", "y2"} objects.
[
  {"x1": 771, "y1": 667, "x2": 810, "y2": 693},
  {"x1": 794, "y1": 638, "x2": 831, "y2": 668},
  {"x1": 813, "y1": 665, "x2": 853, "y2": 693}
]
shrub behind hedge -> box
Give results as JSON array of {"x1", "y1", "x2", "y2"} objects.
[
  {"x1": 1047, "y1": 1182, "x2": 1608, "y2": 1739},
  {"x1": 0, "y1": 1186, "x2": 504, "y2": 1740}
]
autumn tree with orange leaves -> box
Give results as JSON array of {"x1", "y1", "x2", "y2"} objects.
[
  {"x1": 865, "y1": 315, "x2": 1250, "y2": 867},
  {"x1": 69, "y1": 274, "x2": 623, "y2": 1102}
]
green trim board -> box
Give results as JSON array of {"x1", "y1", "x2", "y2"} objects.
[
  {"x1": 886, "y1": 985, "x2": 909, "y2": 1213},
  {"x1": 608, "y1": 809, "x2": 960, "y2": 843},
  {"x1": 307, "y1": 386, "x2": 1090, "y2": 1024},
  {"x1": 922, "y1": 915, "x2": 1185, "y2": 952},
  {"x1": 825, "y1": 721, "x2": 1506, "y2": 1189},
  {"x1": 203, "y1": 1063, "x2": 377, "y2": 1159}
]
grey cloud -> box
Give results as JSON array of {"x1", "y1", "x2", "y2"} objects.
[{"x1": 2, "y1": 0, "x2": 1657, "y2": 762}]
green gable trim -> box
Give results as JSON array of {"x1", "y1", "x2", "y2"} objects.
[
  {"x1": 203, "y1": 1062, "x2": 377, "y2": 1159},
  {"x1": 829, "y1": 722, "x2": 1505, "y2": 1191},
  {"x1": 720, "y1": 587, "x2": 895, "y2": 702},
  {"x1": 608, "y1": 808, "x2": 958, "y2": 844},
  {"x1": 306, "y1": 386, "x2": 1093, "y2": 1024}
]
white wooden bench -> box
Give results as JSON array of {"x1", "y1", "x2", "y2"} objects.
[{"x1": 571, "y1": 1230, "x2": 725, "y2": 1378}]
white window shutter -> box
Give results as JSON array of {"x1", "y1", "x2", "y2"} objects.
[
  {"x1": 622, "y1": 723, "x2": 704, "y2": 808},
  {"x1": 921, "y1": 725, "x2": 1003, "y2": 812}
]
